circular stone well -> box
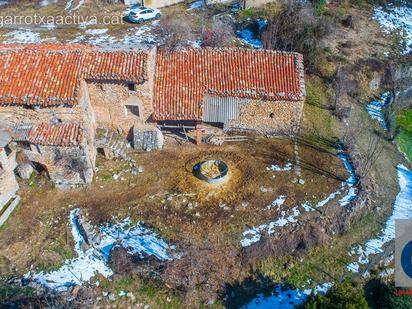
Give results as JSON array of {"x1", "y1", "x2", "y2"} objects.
[{"x1": 194, "y1": 160, "x2": 229, "y2": 184}]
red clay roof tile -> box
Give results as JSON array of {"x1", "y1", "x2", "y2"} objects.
[
  {"x1": 0, "y1": 44, "x2": 147, "y2": 107},
  {"x1": 26, "y1": 123, "x2": 84, "y2": 146},
  {"x1": 153, "y1": 48, "x2": 305, "y2": 121}
]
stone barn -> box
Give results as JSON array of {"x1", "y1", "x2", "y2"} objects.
[{"x1": 152, "y1": 48, "x2": 306, "y2": 135}]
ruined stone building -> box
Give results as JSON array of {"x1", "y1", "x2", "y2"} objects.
[{"x1": 0, "y1": 44, "x2": 305, "y2": 190}]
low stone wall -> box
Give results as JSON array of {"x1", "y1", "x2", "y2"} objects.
[{"x1": 225, "y1": 99, "x2": 304, "y2": 135}]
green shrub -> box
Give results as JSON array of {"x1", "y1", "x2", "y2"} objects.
[
  {"x1": 303, "y1": 279, "x2": 369, "y2": 309},
  {"x1": 365, "y1": 280, "x2": 412, "y2": 309},
  {"x1": 312, "y1": 0, "x2": 328, "y2": 15},
  {"x1": 396, "y1": 108, "x2": 412, "y2": 162}
]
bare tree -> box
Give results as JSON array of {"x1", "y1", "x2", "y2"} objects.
[
  {"x1": 201, "y1": 19, "x2": 235, "y2": 48},
  {"x1": 262, "y1": 1, "x2": 330, "y2": 72},
  {"x1": 342, "y1": 118, "x2": 384, "y2": 185},
  {"x1": 154, "y1": 15, "x2": 196, "y2": 51}
]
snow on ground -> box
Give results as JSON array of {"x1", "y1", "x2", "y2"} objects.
[
  {"x1": 123, "y1": 23, "x2": 157, "y2": 45},
  {"x1": 266, "y1": 195, "x2": 286, "y2": 210},
  {"x1": 348, "y1": 165, "x2": 412, "y2": 272},
  {"x1": 27, "y1": 208, "x2": 177, "y2": 291},
  {"x1": 237, "y1": 19, "x2": 267, "y2": 49},
  {"x1": 373, "y1": 3, "x2": 412, "y2": 54},
  {"x1": 65, "y1": 0, "x2": 74, "y2": 10},
  {"x1": 241, "y1": 283, "x2": 332, "y2": 309},
  {"x1": 40, "y1": 0, "x2": 58, "y2": 6},
  {"x1": 241, "y1": 146, "x2": 358, "y2": 247},
  {"x1": 65, "y1": 0, "x2": 85, "y2": 11},
  {"x1": 4, "y1": 30, "x2": 43, "y2": 44},
  {"x1": 267, "y1": 161, "x2": 293, "y2": 172},
  {"x1": 81, "y1": 28, "x2": 118, "y2": 45},
  {"x1": 187, "y1": 0, "x2": 204, "y2": 10},
  {"x1": 366, "y1": 92, "x2": 393, "y2": 130}
]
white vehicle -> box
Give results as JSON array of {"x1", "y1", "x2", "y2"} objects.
[{"x1": 128, "y1": 7, "x2": 161, "y2": 24}]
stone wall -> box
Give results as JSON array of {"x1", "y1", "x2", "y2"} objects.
[
  {"x1": 0, "y1": 148, "x2": 19, "y2": 207},
  {"x1": 88, "y1": 81, "x2": 152, "y2": 134},
  {"x1": 0, "y1": 104, "x2": 84, "y2": 127},
  {"x1": 79, "y1": 81, "x2": 97, "y2": 168},
  {"x1": 225, "y1": 99, "x2": 304, "y2": 135},
  {"x1": 21, "y1": 142, "x2": 94, "y2": 187}
]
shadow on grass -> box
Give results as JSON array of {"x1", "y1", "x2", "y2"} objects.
[{"x1": 223, "y1": 273, "x2": 278, "y2": 309}]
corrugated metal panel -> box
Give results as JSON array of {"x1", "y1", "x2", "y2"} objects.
[{"x1": 202, "y1": 96, "x2": 250, "y2": 124}]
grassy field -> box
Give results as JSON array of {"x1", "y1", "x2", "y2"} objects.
[{"x1": 396, "y1": 108, "x2": 412, "y2": 161}]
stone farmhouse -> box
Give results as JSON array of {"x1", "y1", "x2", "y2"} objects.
[{"x1": 0, "y1": 43, "x2": 305, "y2": 207}]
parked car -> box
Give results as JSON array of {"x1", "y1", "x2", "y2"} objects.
[{"x1": 128, "y1": 7, "x2": 161, "y2": 24}]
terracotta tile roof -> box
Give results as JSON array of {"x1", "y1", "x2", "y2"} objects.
[
  {"x1": 13, "y1": 123, "x2": 84, "y2": 146},
  {"x1": 153, "y1": 48, "x2": 305, "y2": 121},
  {"x1": 0, "y1": 44, "x2": 147, "y2": 107}
]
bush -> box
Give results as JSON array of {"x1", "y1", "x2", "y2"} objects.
[
  {"x1": 154, "y1": 15, "x2": 196, "y2": 50},
  {"x1": 303, "y1": 279, "x2": 369, "y2": 309},
  {"x1": 365, "y1": 279, "x2": 412, "y2": 309},
  {"x1": 201, "y1": 20, "x2": 235, "y2": 48},
  {"x1": 261, "y1": 1, "x2": 332, "y2": 73}
]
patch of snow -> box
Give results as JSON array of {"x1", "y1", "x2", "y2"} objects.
[
  {"x1": 268, "y1": 161, "x2": 293, "y2": 172},
  {"x1": 3, "y1": 30, "x2": 42, "y2": 43},
  {"x1": 237, "y1": 19, "x2": 267, "y2": 49},
  {"x1": 336, "y1": 144, "x2": 358, "y2": 207},
  {"x1": 266, "y1": 195, "x2": 286, "y2": 210},
  {"x1": 242, "y1": 282, "x2": 332, "y2": 309},
  {"x1": 65, "y1": 0, "x2": 73, "y2": 10},
  {"x1": 187, "y1": 0, "x2": 204, "y2": 10},
  {"x1": 366, "y1": 92, "x2": 393, "y2": 130},
  {"x1": 373, "y1": 4, "x2": 412, "y2": 54},
  {"x1": 240, "y1": 204, "x2": 301, "y2": 247},
  {"x1": 40, "y1": 0, "x2": 58, "y2": 6},
  {"x1": 348, "y1": 165, "x2": 412, "y2": 272},
  {"x1": 123, "y1": 23, "x2": 157, "y2": 45},
  {"x1": 27, "y1": 208, "x2": 177, "y2": 291},
  {"x1": 188, "y1": 39, "x2": 202, "y2": 48},
  {"x1": 66, "y1": 0, "x2": 85, "y2": 11},
  {"x1": 85, "y1": 28, "x2": 109, "y2": 35}
]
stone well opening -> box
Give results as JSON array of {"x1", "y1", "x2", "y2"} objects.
[{"x1": 193, "y1": 160, "x2": 229, "y2": 184}]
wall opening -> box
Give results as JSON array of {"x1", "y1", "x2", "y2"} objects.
[
  {"x1": 128, "y1": 83, "x2": 136, "y2": 91},
  {"x1": 126, "y1": 105, "x2": 140, "y2": 118},
  {"x1": 32, "y1": 161, "x2": 50, "y2": 179}
]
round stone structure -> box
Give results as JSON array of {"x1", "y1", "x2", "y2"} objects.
[{"x1": 194, "y1": 160, "x2": 229, "y2": 184}]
